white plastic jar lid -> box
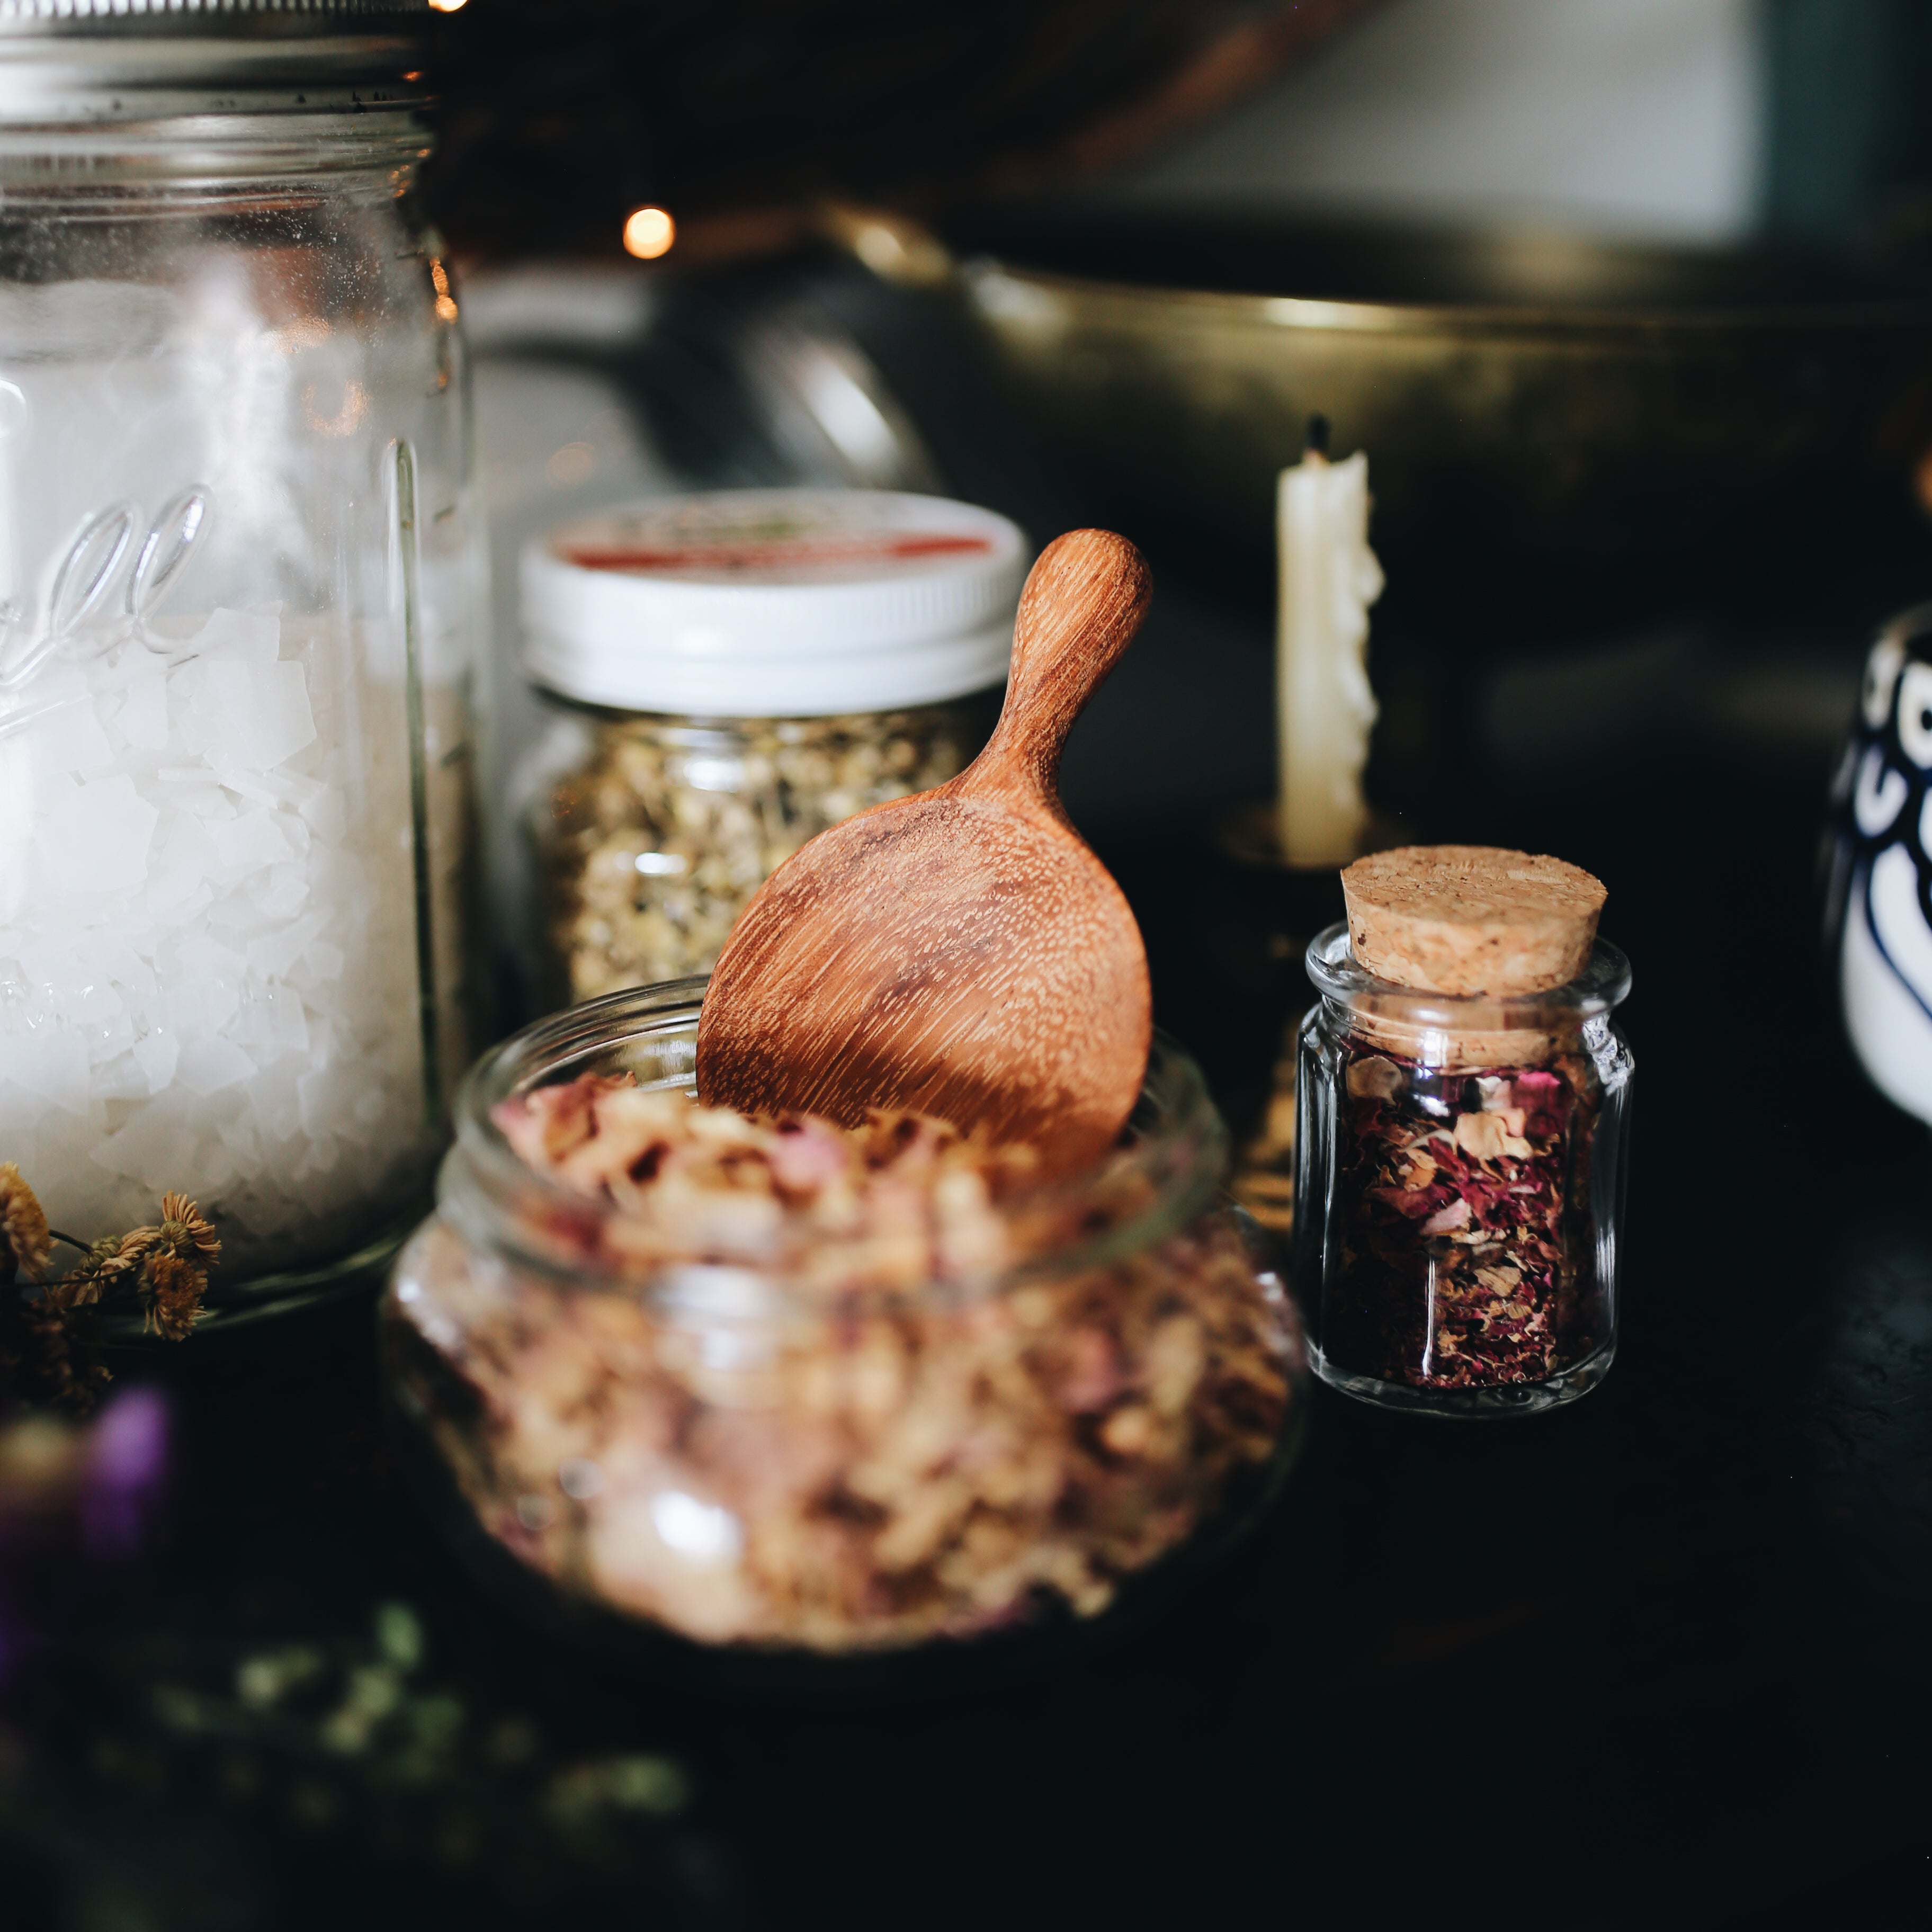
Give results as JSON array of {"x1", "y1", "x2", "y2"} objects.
[{"x1": 521, "y1": 489, "x2": 1028, "y2": 718}]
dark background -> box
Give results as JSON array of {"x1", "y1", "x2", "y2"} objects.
[{"x1": 419, "y1": 1, "x2": 1932, "y2": 265}]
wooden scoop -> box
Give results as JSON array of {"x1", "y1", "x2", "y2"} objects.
[{"x1": 695, "y1": 527, "x2": 1154, "y2": 1171}]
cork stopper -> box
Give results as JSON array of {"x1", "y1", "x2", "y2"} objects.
[{"x1": 1340, "y1": 845, "x2": 1606, "y2": 996}]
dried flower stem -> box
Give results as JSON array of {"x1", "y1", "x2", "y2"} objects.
[{"x1": 2, "y1": 1168, "x2": 220, "y2": 1412}]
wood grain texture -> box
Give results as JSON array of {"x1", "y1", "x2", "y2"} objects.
[
  {"x1": 1341, "y1": 845, "x2": 1606, "y2": 996},
  {"x1": 696, "y1": 529, "x2": 1153, "y2": 1171}
]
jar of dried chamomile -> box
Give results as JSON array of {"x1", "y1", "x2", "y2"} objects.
[{"x1": 511, "y1": 490, "x2": 1024, "y2": 1009}]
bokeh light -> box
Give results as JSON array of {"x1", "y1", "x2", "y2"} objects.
[{"x1": 622, "y1": 207, "x2": 676, "y2": 261}]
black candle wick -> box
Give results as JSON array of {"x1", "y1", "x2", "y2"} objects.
[{"x1": 1305, "y1": 413, "x2": 1331, "y2": 457}]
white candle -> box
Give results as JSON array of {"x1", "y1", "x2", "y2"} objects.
[{"x1": 1276, "y1": 435, "x2": 1384, "y2": 867}]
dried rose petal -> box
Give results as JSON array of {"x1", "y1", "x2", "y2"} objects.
[
  {"x1": 1345, "y1": 1056, "x2": 1405, "y2": 1101},
  {"x1": 1322, "y1": 1033, "x2": 1603, "y2": 1390},
  {"x1": 393, "y1": 1079, "x2": 1300, "y2": 1652}
]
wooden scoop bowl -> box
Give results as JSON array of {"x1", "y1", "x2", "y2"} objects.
[{"x1": 695, "y1": 527, "x2": 1153, "y2": 1172}]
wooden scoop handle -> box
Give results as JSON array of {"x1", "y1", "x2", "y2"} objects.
[{"x1": 959, "y1": 528, "x2": 1152, "y2": 811}]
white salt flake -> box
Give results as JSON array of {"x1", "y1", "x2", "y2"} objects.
[
  {"x1": 206, "y1": 658, "x2": 316, "y2": 772},
  {"x1": 91, "y1": 1050, "x2": 152, "y2": 1101},
  {"x1": 209, "y1": 809, "x2": 293, "y2": 874},
  {"x1": 110, "y1": 666, "x2": 172, "y2": 749},
  {"x1": 91, "y1": 1098, "x2": 203, "y2": 1185},
  {"x1": 193, "y1": 604, "x2": 282, "y2": 667},
  {"x1": 132, "y1": 1026, "x2": 180, "y2": 1092},
  {"x1": 26, "y1": 675, "x2": 115, "y2": 775},
  {"x1": 166, "y1": 937, "x2": 247, "y2": 1036},
  {"x1": 205, "y1": 763, "x2": 283, "y2": 808},
  {"x1": 246, "y1": 908, "x2": 328, "y2": 981},
  {"x1": 78, "y1": 1002, "x2": 136, "y2": 1063},
  {"x1": 36, "y1": 773, "x2": 160, "y2": 893},
  {"x1": 298, "y1": 785, "x2": 347, "y2": 843},
  {"x1": 175, "y1": 1036, "x2": 257, "y2": 1095},
  {"x1": 260, "y1": 981, "x2": 310, "y2": 1051},
  {"x1": 246, "y1": 1061, "x2": 305, "y2": 1141},
  {"x1": 175, "y1": 931, "x2": 248, "y2": 981},
  {"x1": 0, "y1": 1077, "x2": 42, "y2": 1130},
  {"x1": 7, "y1": 1026, "x2": 91, "y2": 1114},
  {"x1": 296, "y1": 938, "x2": 345, "y2": 985},
  {"x1": 143, "y1": 871, "x2": 212, "y2": 923},
  {"x1": 159, "y1": 808, "x2": 221, "y2": 869},
  {"x1": 0, "y1": 746, "x2": 32, "y2": 924},
  {"x1": 250, "y1": 865, "x2": 310, "y2": 922}
]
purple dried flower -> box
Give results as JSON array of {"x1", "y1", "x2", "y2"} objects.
[
  {"x1": 79, "y1": 1386, "x2": 171, "y2": 1559},
  {"x1": 0, "y1": 1386, "x2": 172, "y2": 1690}
]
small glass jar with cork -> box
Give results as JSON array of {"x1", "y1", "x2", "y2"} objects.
[{"x1": 1293, "y1": 846, "x2": 1634, "y2": 1416}]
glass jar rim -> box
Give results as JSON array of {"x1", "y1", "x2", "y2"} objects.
[
  {"x1": 528, "y1": 687, "x2": 997, "y2": 730},
  {"x1": 1305, "y1": 920, "x2": 1632, "y2": 1027},
  {"x1": 440, "y1": 977, "x2": 1230, "y2": 1311},
  {"x1": 0, "y1": 13, "x2": 429, "y2": 146}
]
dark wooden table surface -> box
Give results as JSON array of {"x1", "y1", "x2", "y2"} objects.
[
  {"x1": 6, "y1": 667, "x2": 1929, "y2": 1932},
  {"x1": 6, "y1": 267, "x2": 1932, "y2": 1931}
]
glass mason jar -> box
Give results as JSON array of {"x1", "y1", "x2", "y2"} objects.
[
  {"x1": 509, "y1": 490, "x2": 1021, "y2": 1009},
  {"x1": 0, "y1": 4, "x2": 484, "y2": 1322},
  {"x1": 1294, "y1": 924, "x2": 1634, "y2": 1417},
  {"x1": 382, "y1": 981, "x2": 1308, "y2": 1674}
]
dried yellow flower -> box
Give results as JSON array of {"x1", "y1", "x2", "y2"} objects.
[
  {"x1": 158, "y1": 1192, "x2": 220, "y2": 1263},
  {"x1": 5, "y1": 1169, "x2": 220, "y2": 1418},
  {"x1": 140, "y1": 1251, "x2": 207, "y2": 1342},
  {"x1": 44, "y1": 1233, "x2": 141, "y2": 1312},
  {"x1": 0, "y1": 1161, "x2": 52, "y2": 1282},
  {"x1": 88, "y1": 1232, "x2": 137, "y2": 1279},
  {"x1": 116, "y1": 1226, "x2": 160, "y2": 1269}
]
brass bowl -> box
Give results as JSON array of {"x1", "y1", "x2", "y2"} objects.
[{"x1": 935, "y1": 212, "x2": 1932, "y2": 626}]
